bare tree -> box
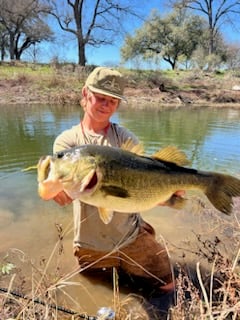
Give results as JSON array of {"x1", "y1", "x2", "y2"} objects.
[
  {"x1": 225, "y1": 42, "x2": 240, "y2": 69},
  {"x1": 0, "y1": 0, "x2": 53, "y2": 60},
  {"x1": 0, "y1": 24, "x2": 8, "y2": 60},
  {"x1": 171, "y1": 0, "x2": 240, "y2": 55},
  {"x1": 48, "y1": 0, "x2": 142, "y2": 66}
]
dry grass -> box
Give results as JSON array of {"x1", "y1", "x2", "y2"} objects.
[
  {"x1": 1, "y1": 208, "x2": 240, "y2": 320},
  {"x1": 1, "y1": 61, "x2": 240, "y2": 107},
  {"x1": 171, "y1": 245, "x2": 240, "y2": 319},
  {"x1": 0, "y1": 196, "x2": 240, "y2": 319}
]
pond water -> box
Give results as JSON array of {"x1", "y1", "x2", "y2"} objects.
[{"x1": 0, "y1": 104, "x2": 240, "y2": 315}]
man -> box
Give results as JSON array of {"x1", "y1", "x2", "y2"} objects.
[{"x1": 53, "y1": 67, "x2": 180, "y2": 306}]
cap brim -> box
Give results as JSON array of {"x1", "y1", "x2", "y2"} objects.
[{"x1": 88, "y1": 85, "x2": 127, "y2": 103}]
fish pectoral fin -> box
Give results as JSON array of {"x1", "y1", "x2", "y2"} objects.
[
  {"x1": 98, "y1": 207, "x2": 114, "y2": 224},
  {"x1": 153, "y1": 146, "x2": 190, "y2": 166},
  {"x1": 163, "y1": 194, "x2": 187, "y2": 210},
  {"x1": 121, "y1": 138, "x2": 145, "y2": 155}
]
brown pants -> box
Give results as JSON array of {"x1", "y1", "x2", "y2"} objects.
[{"x1": 74, "y1": 221, "x2": 173, "y2": 286}]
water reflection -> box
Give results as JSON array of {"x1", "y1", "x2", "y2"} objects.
[
  {"x1": 119, "y1": 107, "x2": 240, "y2": 173},
  {"x1": 1, "y1": 105, "x2": 240, "y2": 174}
]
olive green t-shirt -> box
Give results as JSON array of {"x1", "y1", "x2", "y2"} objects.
[{"x1": 53, "y1": 123, "x2": 142, "y2": 251}]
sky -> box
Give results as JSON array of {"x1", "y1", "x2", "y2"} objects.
[
  {"x1": 23, "y1": 0, "x2": 169, "y2": 66},
  {"x1": 22, "y1": 0, "x2": 240, "y2": 68}
]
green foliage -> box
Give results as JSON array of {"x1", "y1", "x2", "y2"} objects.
[
  {"x1": 173, "y1": 0, "x2": 240, "y2": 58},
  {"x1": 0, "y1": 253, "x2": 16, "y2": 275},
  {"x1": 121, "y1": 8, "x2": 206, "y2": 70},
  {"x1": 0, "y1": 62, "x2": 54, "y2": 79},
  {"x1": 1, "y1": 262, "x2": 15, "y2": 275}
]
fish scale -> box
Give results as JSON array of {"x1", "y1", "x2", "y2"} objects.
[{"x1": 38, "y1": 144, "x2": 240, "y2": 224}]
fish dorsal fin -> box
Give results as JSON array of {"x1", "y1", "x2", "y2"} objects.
[
  {"x1": 121, "y1": 138, "x2": 145, "y2": 155},
  {"x1": 98, "y1": 207, "x2": 114, "y2": 224},
  {"x1": 153, "y1": 146, "x2": 190, "y2": 166}
]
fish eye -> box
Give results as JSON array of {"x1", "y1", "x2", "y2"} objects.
[{"x1": 57, "y1": 152, "x2": 64, "y2": 158}]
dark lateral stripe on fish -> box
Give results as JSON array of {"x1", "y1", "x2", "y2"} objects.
[
  {"x1": 155, "y1": 159, "x2": 198, "y2": 173},
  {"x1": 101, "y1": 186, "x2": 130, "y2": 198}
]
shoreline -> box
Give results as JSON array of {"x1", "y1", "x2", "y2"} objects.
[
  {"x1": 1, "y1": 65, "x2": 240, "y2": 109},
  {"x1": 2, "y1": 89, "x2": 240, "y2": 109}
]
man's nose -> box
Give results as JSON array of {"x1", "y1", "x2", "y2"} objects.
[{"x1": 101, "y1": 99, "x2": 109, "y2": 106}]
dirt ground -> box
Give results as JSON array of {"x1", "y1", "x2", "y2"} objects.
[
  {"x1": 1, "y1": 69, "x2": 240, "y2": 108},
  {"x1": 124, "y1": 86, "x2": 240, "y2": 108}
]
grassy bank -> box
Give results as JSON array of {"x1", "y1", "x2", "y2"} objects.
[{"x1": 1, "y1": 61, "x2": 240, "y2": 107}]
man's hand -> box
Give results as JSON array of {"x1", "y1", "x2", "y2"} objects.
[{"x1": 53, "y1": 191, "x2": 73, "y2": 206}]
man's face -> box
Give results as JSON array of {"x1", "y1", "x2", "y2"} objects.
[{"x1": 86, "y1": 90, "x2": 120, "y2": 122}]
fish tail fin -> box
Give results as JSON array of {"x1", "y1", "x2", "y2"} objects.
[{"x1": 205, "y1": 173, "x2": 240, "y2": 215}]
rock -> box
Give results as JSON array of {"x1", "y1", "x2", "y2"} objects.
[{"x1": 232, "y1": 85, "x2": 240, "y2": 91}]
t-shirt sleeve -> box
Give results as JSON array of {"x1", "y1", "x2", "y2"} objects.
[
  {"x1": 53, "y1": 129, "x2": 77, "y2": 153},
  {"x1": 115, "y1": 124, "x2": 139, "y2": 146}
]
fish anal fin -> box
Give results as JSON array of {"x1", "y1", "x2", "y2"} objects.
[
  {"x1": 121, "y1": 138, "x2": 145, "y2": 155},
  {"x1": 153, "y1": 146, "x2": 190, "y2": 166},
  {"x1": 98, "y1": 207, "x2": 114, "y2": 224}
]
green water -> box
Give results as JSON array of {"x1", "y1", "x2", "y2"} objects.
[{"x1": 1, "y1": 104, "x2": 240, "y2": 178}]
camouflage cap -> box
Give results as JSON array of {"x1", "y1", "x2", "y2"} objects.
[{"x1": 85, "y1": 67, "x2": 127, "y2": 101}]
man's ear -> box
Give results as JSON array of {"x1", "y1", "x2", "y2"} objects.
[{"x1": 82, "y1": 85, "x2": 88, "y2": 97}]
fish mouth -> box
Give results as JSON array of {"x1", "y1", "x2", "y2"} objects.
[
  {"x1": 37, "y1": 156, "x2": 63, "y2": 200},
  {"x1": 37, "y1": 156, "x2": 51, "y2": 183},
  {"x1": 37, "y1": 155, "x2": 100, "y2": 200}
]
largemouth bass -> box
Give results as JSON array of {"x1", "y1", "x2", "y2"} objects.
[{"x1": 37, "y1": 144, "x2": 240, "y2": 224}]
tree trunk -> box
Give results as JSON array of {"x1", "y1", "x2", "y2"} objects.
[
  {"x1": 78, "y1": 40, "x2": 86, "y2": 66},
  {"x1": 163, "y1": 56, "x2": 176, "y2": 70},
  {"x1": 208, "y1": 1, "x2": 214, "y2": 55},
  {"x1": 9, "y1": 33, "x2": 15, "y2": 60},
  {"x1": 208, "y1": 28, "x2": 214, "y2": 55}
]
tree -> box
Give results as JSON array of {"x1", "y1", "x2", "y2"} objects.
[
  {"x1": 0, "y1": 0, "x2": 53, "y2": 60},
  {"x1": 191, "y1": 31, "x2": 228, "y2": 70},
  {"x1": 225, "y1": 42, "x2": 240, "y2": 70},
  {"x1": 0, "y1": 24, "x2": 8, "y2": 60},
  {"x1": 47, "y1": 0, "x2": 143, "y2": 66},
  {"x1": 171, "y1": 0, "x2": 240, "y2": 56},
  {"x1": 121, "y1": 9, "x2": 205, "y2": 70}
]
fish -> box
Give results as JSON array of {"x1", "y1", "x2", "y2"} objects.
[{"x1": 37, "y1": 143, "x2": 240, "y2": 224}]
